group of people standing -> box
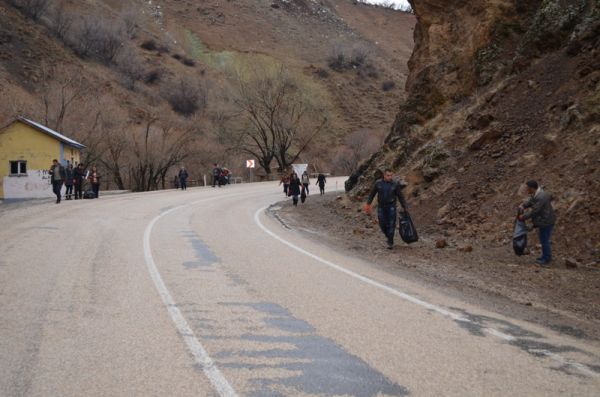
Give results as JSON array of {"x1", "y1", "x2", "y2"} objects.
[
  {"x1": 280, "y1": 171, "x2": 327, "y2": 206},
  {"x1": 49, "y1": 160, "x2": 101, "y2": 204}
]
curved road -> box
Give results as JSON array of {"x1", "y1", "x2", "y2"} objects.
[{"x1": 1, "y1": 179, "x2": 599, "y2": 396}]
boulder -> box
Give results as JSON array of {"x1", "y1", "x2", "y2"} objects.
[{"x1": 436, "y1": 239, "x2": 448, "y2": 249}]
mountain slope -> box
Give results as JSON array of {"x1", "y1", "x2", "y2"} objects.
[
  {"x1": 347, "y1": 0, "x2": 600, "y2": 265},
  {"x1": 0, "y1": 0, "x2": 415, "y2": 177}
]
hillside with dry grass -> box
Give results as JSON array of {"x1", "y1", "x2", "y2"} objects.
[{"x1": 0, "y1": 0, "x2": 415, "y2": 186}]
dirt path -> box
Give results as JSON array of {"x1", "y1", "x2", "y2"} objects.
[{"x1": 274, "y1": 192, "x2": 600, "y2": 340}]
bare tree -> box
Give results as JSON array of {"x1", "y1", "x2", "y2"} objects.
[
  {"x1": 129, "y1": 111, "x2": 197, "y2": 191},
  {"x1": 39, "y1": 68, "x2": 85, "y2": 133},
  {"x1": 332, "y1": 129, "x2": 385, "y2": 174},
  {"x1": 228, "y1": 66, "x2": 329, "y2": 175}
]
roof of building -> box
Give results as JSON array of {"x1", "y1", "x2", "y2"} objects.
[{"x1": 14, "y1": 117, "x2": 86, "y2": 149}]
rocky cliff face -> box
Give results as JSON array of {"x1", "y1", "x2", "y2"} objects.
[{"x1": 347, "y1": 0, "x2": 600, "y2": 265}]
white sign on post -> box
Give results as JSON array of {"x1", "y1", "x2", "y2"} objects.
[
  {"x1": 246, "y1": 160, "x2": 255, "y2": 168},
  {"x1": 292, "y1": 164, "x2": 308, "y2": 176}
]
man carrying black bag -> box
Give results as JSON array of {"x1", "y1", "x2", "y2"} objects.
[{"x1": 364, "y1": 169, "x2": 409, "y2": 249}]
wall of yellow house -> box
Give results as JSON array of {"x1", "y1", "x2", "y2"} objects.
[{"x1": 0, "y1": 121, "x2": 82, "y2": 199}]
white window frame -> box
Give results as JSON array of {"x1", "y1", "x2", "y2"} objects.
[{"x1": 9, "y1": 160, "x2": 27, "y2": 176}]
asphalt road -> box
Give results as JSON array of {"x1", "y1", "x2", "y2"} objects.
[{"x1": 1, "y1": 179, "x2": 599, "y2": 397}]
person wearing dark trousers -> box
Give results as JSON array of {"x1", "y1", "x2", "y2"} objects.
[
  {"x1": 64, "y1": 163, "x2": 74, "y2": 200},
  {"x1": 212, "y1": 163, "x2": 222, "y2": 188},
  {"x1": 301, "y1": 171, "x2": 310, "y2": 195},
  {"x1": 73, "y1": 163, "x2": 85, "y2": 199},
  {"x1": 519, "y1": 180, "x2": 556, "y2": 266},
  {"x1": 49, "y1": 159, "x2": 66, "y2": 204},
  {"x1": 316, "y1": 173, "x2": 326, "y2": 195},
  {"x1": 364, "y1": 168, "x2": 408, "y2": 249},
  {"x1": 88, "y1": 165, "x2": 101, "y2": 198},
  {"x1": 288, "y1": 172, "x2": 302, "y2": 206},
  {"x1": 178, "y1": 167, "x2": 189, "y2": 190},
  {"x1": 280, "y1": 174, "x2": 290, "y2": 196}
]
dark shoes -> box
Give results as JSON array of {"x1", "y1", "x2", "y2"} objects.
[
  {"x1": 536, "y1": 259, "x2": 551, "y2": 267},
  {"x1": 387, "y1": 240, "x2": 394, "y2": 250}
]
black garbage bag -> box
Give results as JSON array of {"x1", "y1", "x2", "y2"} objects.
[
  {"x1": 513, "y1": 219, "x2": 528, "y2": 256},
  {"x1": 399, "y1": 211, "x2": 419, "y2": 244}
]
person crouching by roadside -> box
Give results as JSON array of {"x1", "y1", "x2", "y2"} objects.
[
  {"x1": 364, "y1": 168, "x2": 408, "y2": 249},
  {"x1": 88, "y1": 165, "x2": 101, "y2": 198},
  {"x1": 519, "y1": 180, "x2": 556, "y2": 267},
  {"x1": 73, "y1": 163, "x2": 85, "y2": 200},
  {"x1": 288, "y1": 172, "x2": 302, "y2": 206},
  {"x1": 64, "y1": 163, "x2": 74, "y2": 200},
  {"x1": 49, "y1": 159, "x2": 66, "y2": 204}
]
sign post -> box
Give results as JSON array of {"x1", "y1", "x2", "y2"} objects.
[{"x1": 246, "y1": 159, "x2": 255, "y2": 182}]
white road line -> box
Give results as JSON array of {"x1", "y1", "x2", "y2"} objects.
[
  {"x1": 144, "y1": 203, "x2": 238, "y2": 397},
  {"x1": 254, "y1": 206, "x2": 600, "y2": 379}
]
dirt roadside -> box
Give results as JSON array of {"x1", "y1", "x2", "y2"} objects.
[{"x1": 272, "y1": 192, "x2": 600, "y2": 341}]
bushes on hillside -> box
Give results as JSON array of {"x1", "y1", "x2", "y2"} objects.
[
  {"x1": 71, "y1": 16, "x2": 125, "y2": 63},
  {"x1": 8, "y1": 0, "x2": 50, "y2": 21},
  {"x1": 162, "y1": 77, "x2": 207, "y2": 117},
  {"x1": 327, "y1": 45, "x2": 378, "y2": 77}
]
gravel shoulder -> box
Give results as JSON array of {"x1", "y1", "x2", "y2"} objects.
[{"x1": 273, "y1": 192, "x2": 600, "y2": 341}]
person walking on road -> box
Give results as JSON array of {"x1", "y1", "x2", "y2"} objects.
[
  {"x1": 212, "y1": 163, "x2": 222, "y2": 188},
  {"x1": 178, "y1": 167, "x2": 189, "y2": 190},
  {"x1": 88, "y1": 165, "x2": 101, "y2": 198},
  {"x1": 301, "y1": 171, "x2": 310, "y2": 195},
  {"x1": 364, "y1": 169, "x2": 408, "y2": 249},
  {"x1": 519, "y1": 180, "x2": 556, "y2": 266},
  {"x1": 64, "y1": 163, "x2": 74, "y2": 200},
  {"x1": 280, "y1": 173, "x2": 290, "y2": 196},
  {"x1": 49, "y1": 159, "x2": 66, "y2": 204},
  {"x1": 73, "y1": 163, "x2": 85, "y2": 200},
  {"x1": 288, "y1": 172, "x2": 302, "y2": 206},
  {"x1": 316, "y1": 173, "x2": 326, "y2": 195}
]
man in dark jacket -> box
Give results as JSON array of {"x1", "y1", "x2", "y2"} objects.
[
  {"x1": 519, "y1": 180, "x2": 556, "y2": 266},
  {"x1": 49, "y1": 159, "x2": 66, "y2": 204},
  {"x1": 73, "y1": 163, "x2": 85, "y2": 200},
  {"x1": 212, "y1": 163, "x2": 222, "y2": 188},
  {"x1": 178, "y1": 167, "x2": 189, "y2": 190},
  {"x1": 364, "y1": 169, "x2": 409, "y2": 249}
]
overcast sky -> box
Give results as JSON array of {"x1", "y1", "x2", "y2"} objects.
[{"x1": 360, "y1": 0, "x2": 411, "y2": 9}]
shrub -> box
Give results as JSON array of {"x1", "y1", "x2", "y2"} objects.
[
  {"x1": 48, "y1": 1, "x2": 73, "y2": 40},
  {"x1": 314, "y1": 68, "x2": 330, "y2": 79},
  {"x1": 327, "y1": 45, "x2": 372, "y2": 73},
  {"x1": 141, "y1": 39, "x2": 158, "y2": 51},
  {"x1": 14, "y1": 0, "x2": 50, "y2": 21},
  {"x1": 117, "y1": 46, "x2": 145, "y2": 90},
  {"x1": 162, "y1": 77, "x2": 207, "y2": 117},
  {"x1": 120, "y1": 7, "x2": 139, "y2": 39},
  {"x1": 327, "y1": 53, "x2": 347, "y2": 71},
  {"x1": 144, "y1": 69, "x2": 162, "y2": 85},
  {"x1": 70, "y1": 16, "x2": 125, "y2": 63},
  {"x1": 181, "y1": 57, "x2": 196, "y2": 67},
  {"x1": 381, "y1": 80, "x2": 396, "y2": 91}
]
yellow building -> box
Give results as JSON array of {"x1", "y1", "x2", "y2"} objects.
[{"x1": 0, "y1": 117, "x2": 86, "y2": 200}]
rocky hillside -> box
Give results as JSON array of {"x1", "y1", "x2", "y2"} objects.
[
  {"x1": 347, "y1": 0, "x2": 600, "y2": 265},
  {"x1": 0, "y1": 0, "x2": 415, "y2": 179}
]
